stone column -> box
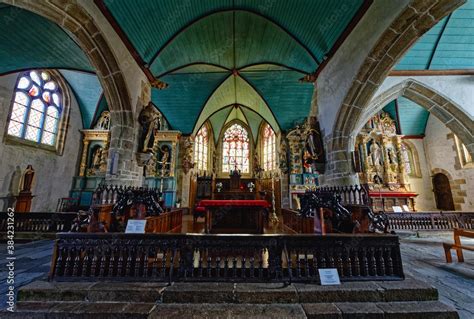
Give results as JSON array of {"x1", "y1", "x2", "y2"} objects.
[
  {"x1": 105, "y1": 110, "x2": 142, "y2": 186},
  {"x1": 320, "y1": 133, "x2": 359, "y2": 186}
]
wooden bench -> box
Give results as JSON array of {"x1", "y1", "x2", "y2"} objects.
[{"x1": 443, "y1": 228, "x2": 474, "y2": 263}]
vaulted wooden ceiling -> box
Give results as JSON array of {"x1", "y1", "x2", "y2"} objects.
[
  {"x1": 99, "y1": 0, "x2": 369, "y2": 133},
  {"x1": 0, "y1": 5, "x2": 107, "y2": 129}
]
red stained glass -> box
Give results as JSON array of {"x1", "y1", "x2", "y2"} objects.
[
  {"x1": 222, "y1": 123, "x2": 250, "y2": 173},
  {"x1": 28, "y1": 86, "x2": 38, "y2": 96}
]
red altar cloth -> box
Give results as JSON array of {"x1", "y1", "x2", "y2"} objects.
[
  {"x1": 198, "y1": 200, "x2": 270, "y2": 208},
  {"x1": 368, "y1": 191, "x2": 418, "y2": 198}
]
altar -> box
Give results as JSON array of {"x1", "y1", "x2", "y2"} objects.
[{"x1": 198, "y1": 199, "x2": 270, "y2": 234}]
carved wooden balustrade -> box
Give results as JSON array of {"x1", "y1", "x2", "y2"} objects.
[
  {"x1": 92, "y1": 184, "x2": 162, "y2": 206},
  {"x1": 0, "y1": 212, "x2": 76, "y2": 233},
  {"x1": 50, "y1": 233, "x2": 404, "y2": 283},
  {"x1": 317, "y1": 184, "x2": 369, "y2": 206},
  {"x1": 387, "y1": 212, "x2": 474, "y2": 231}
]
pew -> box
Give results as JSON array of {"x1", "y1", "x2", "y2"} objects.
[{"x1": 443, "y1": 228, "x2": 474, "y2": 263}]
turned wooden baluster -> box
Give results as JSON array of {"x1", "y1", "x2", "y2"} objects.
[
  {"x1": 377, "y1": 247, "x2": 385, "y2": 276},
  {"x1": 385, "y1": 247, "x2": 394, "y2": 276}
]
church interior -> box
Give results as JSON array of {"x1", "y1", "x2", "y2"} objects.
[{"x1": 0, "y1": 0, "x2": 473, "y2": 318}]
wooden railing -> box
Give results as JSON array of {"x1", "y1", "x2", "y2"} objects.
[
  {"x1": 50, "y1": 233, "x2": 404, "y2": 283},
  {"x1": 92, "y1": 184, "x2": 161, "y2": 206},
  {"x1": 0, "y1": 212, "x2": 76, "y2": 233},
  {"x1": 387, "y1": 212, "x2": 474, "y2": 231},
  {"x1": 318, "y1": 184, "x2": 369, "y2": 205},
  {"x1": 145, "y1": 209, "x2": 183, "y2": 233},
  {"x1": 281, "y1": 209, "x2": 313, "y2": 233}
]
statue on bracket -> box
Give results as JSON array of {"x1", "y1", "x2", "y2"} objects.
[
  {"x1": 94, "y1": 111, "x2": 110, "y2": 130},
  {"x1": 138, "y1": 102, "x2": 162, "y2": 153},
  {"x1": 279, "y1": 138, "x2": 289, "y2": 174},
  {"x1": 20, "y1": 165, "x2": 35, "y2": 192}
]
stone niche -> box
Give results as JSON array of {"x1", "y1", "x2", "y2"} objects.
[
  {"x1": 70, "y1": 111, "x2": 110, "y2": 207},
  {"x1": 143, "y1": 130, "x2": 181, "y2": 208},
  {"x1": 355, "y1": 111, "x2": 417, "y2": 211}
]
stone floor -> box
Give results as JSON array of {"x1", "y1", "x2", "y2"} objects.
[{"x1": 0, "y1": 230, "x2": 473, "y2": 317}]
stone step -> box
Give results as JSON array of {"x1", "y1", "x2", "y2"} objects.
[
  {"x1": 1, "y1": 301, "x2": 459, "y2": 319},
  {"x1": 17, "y1": 279, "x2": 438, "y2": 304}
]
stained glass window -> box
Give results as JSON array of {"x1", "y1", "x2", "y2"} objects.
[
  {"x1": 7, "y1": 70, "x2": 62, "y2": 146},
  {"x1": 401, "y1": 143, "x2": 413, "y2": 176},
  {"x1": 194, "y1": 126, "x2": 209, "y2": 171},
  {"x1": 222, "y1": 123, "x2": 250, "y2": 173},
  {"x1": 263, "y1": 124, "x2": 276, "y2": 171}
]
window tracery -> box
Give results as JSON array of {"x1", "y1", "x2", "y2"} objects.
[
  {"x1": 7, "y1": 70, "x2": 62, "y2": 146},
  {"x1": 262, "y1": 124, "x2": 276, "y2": 171},
  {"x1": 194, "y1": 125, "x2": 209, "y2": 171},
  {"x1": 222, "y1": 123, "x2": 250, "y2": 173}
]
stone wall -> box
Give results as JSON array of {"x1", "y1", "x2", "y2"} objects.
[
  {"x1": 404, "y1": 138, "x2": 436, "y2": 211},
  {"x1": 0, "y1": 73, "x2": 82, "y2": 212},
  {"x1": 423, "y1": 116, "x2": 474, "y2": 211}
]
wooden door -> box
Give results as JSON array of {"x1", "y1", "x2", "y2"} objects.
[{"x1": 432, "y1": 173, "x2": 455, "y2": 211}]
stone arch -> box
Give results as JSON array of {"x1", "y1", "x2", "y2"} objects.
[
  {"x1": 4, "y1": 0, "x2": 138, "y2": 183},
  {"x1": 326, "y1": 0, "x2": 465, "y2": 183},
  {"x1": 352, "y1": 80, "x2": 473, "y2": 156}
]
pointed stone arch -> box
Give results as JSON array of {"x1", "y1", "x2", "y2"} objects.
[
  {"x1": 5, "y1": 0, "x2": 139, "y2": 183},
  {"x1": 353, "y1": 80, "x2": 473, "y2": 156},
  {"x1": 324, "y1": 0, "x2": 465, "y2": 185}
]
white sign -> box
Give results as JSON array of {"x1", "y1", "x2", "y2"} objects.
[
  {"x1": 125, "y1": 219, "x2": 147, "y2": 234},
  {"x1": 402, "y1": 205, "x2": 410, "y2": 212},
  {"x1": 392, "y1": 206, "x2": 403, "y2": 213},
  {"x1": 318, "y1": 268, "x2": 341, "y2": 286}
]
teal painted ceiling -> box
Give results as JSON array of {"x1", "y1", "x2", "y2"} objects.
[
  {"x1": 103, "y1": 0, "x2": 367, "y2": 135},
  {"x1": 102, "y1": 0, "x2": 365, "y2": 70},
  {"x1": 396, "y1": 0, "x2": 474, "y2": 70},
  {"x1": 0, "y1": 5, "x2": 106, "y2": 129},
  {"x1": 60, "y1": 70, "x2": 104, "y2": 129},
  {"x1": 0, "y1": 5, "x2": 93, "y2": 74},
  {"x1": 382, "y1": 97, "x2": 430, "y2": 135}
]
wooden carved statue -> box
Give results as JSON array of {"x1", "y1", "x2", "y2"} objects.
[
  {"x1": 138, "y1": 103, "x2": 161, "y2": 153},
  {"x1": 20, "y1": 165, "x2": 35, "y2": 192},
  {"x1": 94, "y1": 111, "x2": 110, "y2": 130}
]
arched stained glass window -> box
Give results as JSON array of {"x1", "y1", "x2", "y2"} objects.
[
  {"x1": 263, "y1": 124, "x2": 276, "y2": 171},
  {"x1": 194, "y1": 125, "x2": 209, "y2": 171},
  {"x1": 401, "y1": 143, "x2": 413, "y2": 176},
  {"x1": 222, "y1": 123, "x2": 250, "y2": 173},
  {"x1": 7, "y1": 70, "x2": 62, "y2": 146}
]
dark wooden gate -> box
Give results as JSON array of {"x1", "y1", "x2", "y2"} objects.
[{"x1": 432, "y1": 173, "x2": 455, "y2": 211}]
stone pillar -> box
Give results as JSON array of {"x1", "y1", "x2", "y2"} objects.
[
  {"x1": 320, "y1": 132, "x2": 359, "y2": 186},
  {"x1": 105, "y1": 111, "x2": 142, "y2": 186}
]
